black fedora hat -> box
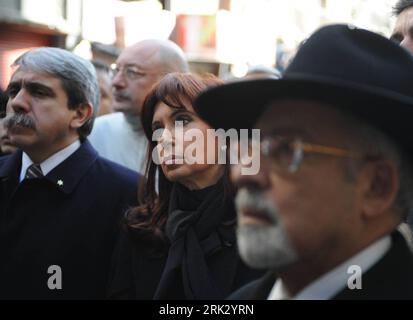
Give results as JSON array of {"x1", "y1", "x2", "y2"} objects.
[{"x1": 194, "y1": 24, "x2": 413, "y2": 155}]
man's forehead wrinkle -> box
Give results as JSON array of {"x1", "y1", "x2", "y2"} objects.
[{"x1": 11, "y1": 69, "x2": 51, "y2": 82}]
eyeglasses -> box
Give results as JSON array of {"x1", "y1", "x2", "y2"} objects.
[
  {"x1": 260, "y1": 136, "x2": 360, "y2": 173},
  {"x1": 111, "y1": 65, "x2": 146, "y2": 81}
]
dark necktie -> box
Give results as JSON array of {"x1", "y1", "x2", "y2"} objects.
[{"x1": 25, "y1": 163, "x2": 43, "y2": 180}]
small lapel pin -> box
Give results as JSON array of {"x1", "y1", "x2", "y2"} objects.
[{"x1": 57, "y1": 179, "x2": 64, "y2": 187}]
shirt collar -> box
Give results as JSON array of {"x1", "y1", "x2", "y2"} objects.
[
  {"x1": 20, "y1": 140, "x2": 81, "y2": 182},
  {"x1": 268, "y1": 235, "x2": 391, "y2": 300}
]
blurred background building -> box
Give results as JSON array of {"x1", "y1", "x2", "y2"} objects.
[{"x1": 0, "y1": 0, "x2": 397, "y2": 89}]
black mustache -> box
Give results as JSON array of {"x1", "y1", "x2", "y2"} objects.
[{"x1": 3, "y1": 113, "x2": 36, "y2": 130}]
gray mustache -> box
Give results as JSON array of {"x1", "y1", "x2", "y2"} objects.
[{"x1": 3, "y1": 113, "x2": 36, "y2": 130}]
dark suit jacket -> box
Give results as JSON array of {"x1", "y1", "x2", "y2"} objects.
[
  {"x1": 229, "y1": 231, "x2": 413, "y2": 300},
  {"x1": 0, "y1": 140, "x2": 140, "y2": 299}
]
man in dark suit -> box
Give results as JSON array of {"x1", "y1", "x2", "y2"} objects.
[
  {"x1": 0, "y1": 89, "x2": 16, "y2": 155},
  {"x1": 194, "y1": 24, "x2": 413, "y2": 299},
  {"x1": 0, "y1": 47, "x2": 140, "y2": 299},
  {"x1": 391, "y1": 0, "x2": 413, "y2": 53}
]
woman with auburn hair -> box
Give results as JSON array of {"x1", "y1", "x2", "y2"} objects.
[{"x1": 108, "y1": 73, "x2": 262, "y2": 299}]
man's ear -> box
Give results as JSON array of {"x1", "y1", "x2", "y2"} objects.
[
  {"x1": 356, "y1": 159, "x2": 399, "y2": 219},
  {"x1": 70, "y1": 103, "x2": 93, "y2": 130}
]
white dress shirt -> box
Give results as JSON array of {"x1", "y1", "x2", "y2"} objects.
[
  {"x1": 268, "y1": 235, "x2": 391, "y2": 300},
  {"x1": 20, "y1": 140, "x2": 81, "y2": 182}
]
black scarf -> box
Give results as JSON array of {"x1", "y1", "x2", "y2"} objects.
[{"x1": 153, "y1": 179, "x2": 236, "y2": 299}]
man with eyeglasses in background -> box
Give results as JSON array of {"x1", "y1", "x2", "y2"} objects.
[
  {"x1": 195, "y1": 24, "x2": 413, "y2": 299},
  {"x1": 89, "y1": 40, "x2": 189, "y2": 173}
]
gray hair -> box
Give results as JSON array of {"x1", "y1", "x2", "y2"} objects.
[
  {"x1": 341, "y1": 112, "x2": 413, "y2": 219},
  {"x1": 12, "y1": 47, "x2": 100, "y2": 140}
]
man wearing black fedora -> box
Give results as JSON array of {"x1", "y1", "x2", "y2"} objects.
[{"x1": 195, "y1": 24, "x2": 413, "y2": 299}]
